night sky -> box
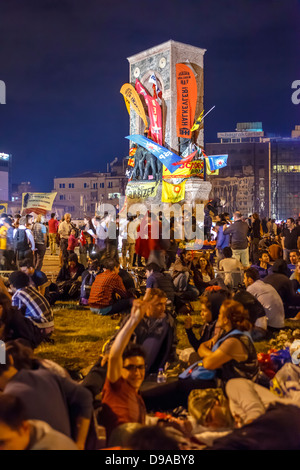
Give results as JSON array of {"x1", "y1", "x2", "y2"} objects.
[{"x1": 0, "y1": 0, "x2": 299, "y2": 192}]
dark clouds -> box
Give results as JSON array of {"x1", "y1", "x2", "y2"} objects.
[{"x1": 0, "y1": 0, "x2": 299, "y2": 190}]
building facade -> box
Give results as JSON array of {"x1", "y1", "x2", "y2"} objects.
[
  {"x1": 206, "y1": 123, "x2": 300, "y2": 221},
  {"x1": 270, "y1": 138, "x2": 300, "y2": 221},
  {"x1": 52, "y1": 158, "x2": 128, "y2": 219}
]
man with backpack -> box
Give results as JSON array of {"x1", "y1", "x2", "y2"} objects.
[{"x1": 13, "y1": 216, "x2": 35, "y2": 267}]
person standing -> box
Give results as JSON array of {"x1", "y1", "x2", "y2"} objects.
[
  {"x1": 223, "y1": 211, "x2": 250, "y2": 268},
  {"x1": 32, "y1": 215, "x2": 47, "y2": 271},
  {"x1": 48, "y1": 213, "x2": 59, "y2": 256},
  {"x1": 282, "y1": 218, "x2": 300, "y2": 262},
  {"x1": 249, "y1": 213, "x2": 261, "y2": 264},
  {"x1": 13, "y1": 216, "x2": 35, "y2": 267},
  {"x1": 58, "y1": 213, "x2": 72, "y2": 266}
]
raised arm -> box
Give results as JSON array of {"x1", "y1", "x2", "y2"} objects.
[{"x1": 107, "y1": 298, "x2": 153, "y2": 384}]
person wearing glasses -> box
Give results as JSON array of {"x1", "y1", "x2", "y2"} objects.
[{"x1": 100, "y1": 296, "x2": 157, "y2": 446}]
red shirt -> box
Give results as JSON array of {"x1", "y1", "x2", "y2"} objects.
[
  {"x1": 88, "y1": 271, "x2": 127, "y2": 308},
  {"x1": 48, "y1": 218, "x2": 59, "y2": 234},
  {"x1": 101, "y1": 377, "x2": 146, "y2": 442}
]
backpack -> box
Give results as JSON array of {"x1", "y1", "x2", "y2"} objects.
[
  {"x1": 80, "y1": 270, "x2": 98, "y2": 305},
  {"x1": 14, "y1": 228, "x2": 30, "y2": 251}
]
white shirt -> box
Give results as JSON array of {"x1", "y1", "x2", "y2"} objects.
[{"x1": 247, "y1": 279, "x2": 285, "y2": 328}]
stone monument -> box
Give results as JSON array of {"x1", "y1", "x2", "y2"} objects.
[{"x1": 124, "y1": 40, "x2": 212, "y2": 213}]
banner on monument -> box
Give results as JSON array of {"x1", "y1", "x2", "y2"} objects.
[
  {"x1": 135, "y1": 79, "x2": 162, "y2": 145},
  {"x1": 163, "y1": 159, "x2": 204, "y2": 180},
  {"x1": 205, "y1": 159, "x2": 219, "y2": 176},
  {"x1": 125, "y1": 134, "x2": 180, "y2": 174},
  {"x1": 176, "y1": 63, "x2": 198, "y2": 139},
  {"x1": 0, "y1": 203, "x2": 8, "y2": 215},
  {"x1": 120, "y1": 83, "x2": 148, "y2": 130},
  {"x1": 125, "y1": 181, "x2": 160, "y2": 199},
  {"x1": 21, "y1": 192, "x2": 57, "y2": 215},
  {"x1": 161, "y1": 180, "x2": 186, "y2": 203},
  {"x1": 148, "y1": 73, "x2": 162, "y2": 105},
  {"x1": 206, "y1": 155, "x2": 228, "y2": 171}
]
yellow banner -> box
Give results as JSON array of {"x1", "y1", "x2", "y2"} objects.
[
  {"x1": 205, "y1": 159, "x2": 219, "y2": 176},
  {"x1": 22, "y1": 192, "x2": 57, "y2": 214},
  {"x1": 0, "y1": 203, "x2": 8, "y2": 215},
  {"x1": 163, "y1": 160, "x2": 204, "y2": 180},
  {"x1": 161, "y1": 180, "x2": 186, "y2": 203},
  {"x1": 125, "y1": 181, "x2": 159, "y2": 199},
  {"x1": 120, "y1": 83, "x2": 148, "y2": 130},
  {"x1": 191, "y1": 109, "x2": 204, "y2": 132}
]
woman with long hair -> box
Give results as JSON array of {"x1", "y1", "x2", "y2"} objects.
[
  {"x1": 198, "y1": 299, "x2": 259, "y2": 383},
  {"x1": 192, "y1": 255, "x2": 215, "y2": 294}
]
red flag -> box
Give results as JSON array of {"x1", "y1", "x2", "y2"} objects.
[
  {"x1": 135, "y1": 79, "x2": 163, "y2": 146},
  {"x1": 172, "y1": 150, "x2": 198, "y2": 166}
]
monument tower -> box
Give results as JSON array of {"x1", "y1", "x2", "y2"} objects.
[{"x1": 127, "y1": 40, "x2": 206, "y2": 154}]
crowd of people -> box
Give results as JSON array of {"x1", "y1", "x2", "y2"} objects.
[{"x1": 0, "y1": 208, "x2": 300, "y2": 450}]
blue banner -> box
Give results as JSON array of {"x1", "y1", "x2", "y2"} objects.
[
  {"x1": 206, "y1": 154, "x2": 228, "y2": 171},
  {"x1": 125, "y1": 134, "x2": 181, "y2": 174}
]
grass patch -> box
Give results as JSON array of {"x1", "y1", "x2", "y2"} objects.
[{"x1": 35, "y1": 301, "x2": 300, "y2": 375}]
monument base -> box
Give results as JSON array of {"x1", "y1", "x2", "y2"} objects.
[{"x1": 125, "y1": 178, "x2": 212, "y2": 211}]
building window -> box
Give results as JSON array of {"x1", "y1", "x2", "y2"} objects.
[
  {"x1": 59, "y1": 194, "x2": 65, "y2": 200},
  {"x1": 108, "y1": 181, "x2": 113, "y2": 188},
  {"x1": 84, "y1": 183, "x2": 89, "y2": 188},
  {"x1": 59, "y1": 183, "x2": 65, "y2": 189},
  {"x1": 69, "y1": 183, "x2": 74, "y2": 188},
  {"x1": 93, "y1": 183, "x2": 98, "y2": 189}
]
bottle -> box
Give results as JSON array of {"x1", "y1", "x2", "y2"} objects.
[{"x1": 157, "y1": 368, "x2": 167, "y2": 384}]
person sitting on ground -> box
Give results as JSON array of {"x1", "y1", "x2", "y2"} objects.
[
  {"x1": 251, "y1": 250, "x2": 272, "y2": 280},
  {"x1": 144, "y1": 262, "x2": 176, "y2": 306},
  {"x1": 290, "y1": 260, "x2": 300, "y2": 293},
  {"x1": 263, "y1": 259, "x2": 300, "y2": 317},
  {"x1": 9, "y1": 271, "x2": 54, "y2": 339},
  {"x1": 171, "y1": 249, "x2": 199, "y2": 301},
  {"x1": 0, "y1": 293, "x2": 48, "y2": 349},
  {"x1": 197, "y1": 299, "x2": 259, "y2": 385},
  {"x1": 243, "y1": 267, "x2": 285, "y2": 335},
  {"x1": 185, "y1": 287, "x2": 231, "y2": 363},
  {"x1": 218, "y1": 247, "x2": 243, "y2": 288},
  {"x1": 267, "y1": 235, "x2": 283, "y2": 261},
  {"x1": 0, "y1": 394, "x2": 78, "y2": 450},
  {"x1": 18, "y1": 258, "x2": 50, "y2": 296},
  {"x1": 192, "y1": 256, "x2": 215, "y2": 294},
  {"x1": 188, "y1": 378, "x2": 300, "y2": 450},
  {"x1": 233, "y1": 287, "x2": 268, "y2": 342},
  {"x1": 0, "y1": 341, "x2": 93, "y2": 450},
  {"x1": 287, "y1": 250, "x2": 299, "y2": 276},
  {"x1": 127, "y1": 424, "x2": 180, "y2": 451},
  {"x1": 80, "y1": 259, "x2": 102, "y2": 306},
  {"x1": 102, "y1": 289, "x2": 176, "y2": 376},
  {"x1": 100, "y1": 297, "x2": 157, "y2": 446},
  {"x1": 88, "y1": 257, "x2": 132, "y2": 316},
  {"x1": 55, "y1": 252, "x2": 85, "y2": 301}
]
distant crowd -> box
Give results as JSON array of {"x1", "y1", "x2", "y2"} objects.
[{"x1": 0, "y1": 209, "x2": 300, "y2": 450}]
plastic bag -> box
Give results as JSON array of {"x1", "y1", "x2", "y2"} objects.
[{"x1": 179, "y1": 361, "x2": 216, "y2": 381}]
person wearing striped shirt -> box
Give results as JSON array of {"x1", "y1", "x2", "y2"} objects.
[{"x1": 9, "y1": 271, "x2": 54, "y2": 336}]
